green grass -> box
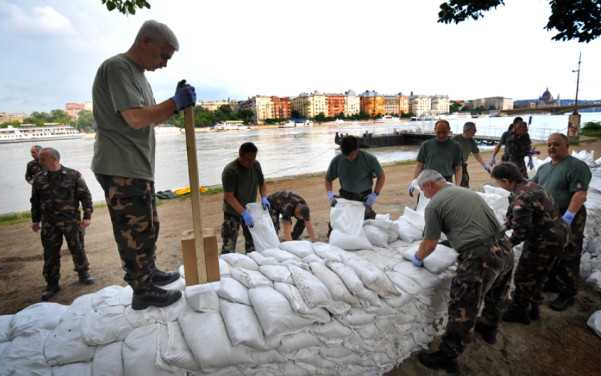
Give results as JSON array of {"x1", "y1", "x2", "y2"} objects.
[{"x1": 0, "y1": 211, "x2": 32, "y2": 226}]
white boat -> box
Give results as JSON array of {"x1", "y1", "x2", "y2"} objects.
[
  {"x1": 212, "y1": 122, "x2": 250, "y2": 131},
  {"x1": 294, "y1": 120, "x2": 313, "y2": 127},
  {"x1": 335, "y1": 119, "x2": 345, "y2": 125},
  {"x1": 278, "y1": 121, "x2": 296, "y2": 128},
  {"x1": 0, "y1": 124, "x2": 84, "y2": 144}
]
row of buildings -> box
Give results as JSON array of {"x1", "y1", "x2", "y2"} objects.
[
  {"x1": 199, "y1": 91, "x2": 451, "y2": 124},
  {"x1": 462, "y1": 97, "x2": 514, "y2": 111}
]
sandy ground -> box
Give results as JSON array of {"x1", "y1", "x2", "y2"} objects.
[{"x1": 1, "y1": 139, "x2": 600, "y2": 374}]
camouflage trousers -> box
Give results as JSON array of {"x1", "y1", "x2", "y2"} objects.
[
  {"x1": 459, "y1": 163, "x2": 470, "y2": 188},
  {"x1": 440, "y1": 236, "x2": 514, "y2": 358},
  {"x1": 512, "y1": 222, "x2": 569, "y2": 307},
  {"x1": 221, "y1": 212, "x2": 255, "y2": 254},
  {"x1": 269, "y1": 210, "x2": 305, "y2": 240},
  {"x1": 505, "y1": 156, "x2": 528, "y2": 178},
  {"x1": 96, "y1": 175, "x2": 159, "y2": 291},
  {"x1": 41, "y1": 221, "x2": 89, "y2": 286},
  {"x1": 547, "y1": 207, "x2": 587, "y2": 297}
]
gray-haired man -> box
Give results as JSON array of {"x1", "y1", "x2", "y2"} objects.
[
  {"x1": 25, "y1": 145, "x2": 44, "y2": 184},
  {"x1": 412, "y1": 170, "x2": 513, "y2": 373},
  {"x1": 92, "y1": 20, "x2": 196, "y2": 310}
]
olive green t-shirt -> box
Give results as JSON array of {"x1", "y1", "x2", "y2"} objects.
[
  {"x1": 416, "y1": 138, "x2": 463, "y2": 179},
  {"x1": 532, "y1": 155, "x2": 592, "y2": 212},
  {"x1": 91, "y1": 54, "x2": 157, "y2": 181},
  {"x1": 326, "y1": 150, "x2": 384, "y2": 194},
  {"x1": 222, "y1": 159, "x2": 265, "y2": 216},
  {"x1": 452, "y1": 134, "x2": 480, "y2": 163},
  {"x1": 424, "y1": 185, "x2": 502, "y2": 252}
]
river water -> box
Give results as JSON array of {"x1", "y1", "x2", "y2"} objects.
[{"x1": 1, "y1": 112, "x2": 600, "y2": 214}]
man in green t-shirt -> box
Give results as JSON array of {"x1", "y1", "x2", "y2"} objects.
[
  {"x1": 412, "y1": 170, "x2": 514, "y2": 373},
  {"x1": 221, "y1": 142, "x2": 269, "y2": 254},
  {"x1": 92, "y1": 20, "x2": 196, "y2": 310},
  {"x1": 452, "y1": 122, "x2": 491, "y2": 188},
  {"x1": 325, "y1": 135, "x2": 385, "y2": 221},
  {"x1": 532, "y1": 133, "x2": 592, "y2": 311},
  {"x1": 409, "y1": 120, "x2": 462, "y2": 196}
]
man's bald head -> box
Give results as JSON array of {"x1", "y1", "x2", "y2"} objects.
[
  {"x1": 39, "y1": 148, "x2": 61, "y2": 171},
  {"x1": 547, "y1": 133, "x2": 569, "y2": 162}
]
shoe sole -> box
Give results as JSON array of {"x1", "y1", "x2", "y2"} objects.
[{"x1": 131, "y1": 291, "x2": 182, "y2": 310}]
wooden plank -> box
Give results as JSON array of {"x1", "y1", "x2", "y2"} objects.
[{"x1": 181, "y1": 234, "x2": 220, "y2": 286}]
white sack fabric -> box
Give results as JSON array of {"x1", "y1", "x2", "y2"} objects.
[
  {"x1": 329, "y1": 199, "x2": 373, "y2": 250},
  {"x1": 246, "y1": 203, "x2": 280, "y2": 252}
]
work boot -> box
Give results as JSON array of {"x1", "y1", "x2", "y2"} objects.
[
  {"x1": 41, "y1": 284, "x2": 60, "y2": 302},
  {"x1": 78, "y1": 272, "x2": 96, "y2": 285},
  {"x1": 474, "y1": 322, "x2": 498, "y2": 345},
  {"x1": 131, "y1": 285, "x2": 182, "y2": 310},
  {"x1": 549, "y1": 294, "x2": 575, "y2": 311},
  {"x1": 502, "y1": 304, "x2": 531, "y2": 325},
  {"x1": 151, "y1": 269, "x2": 181, "y2": 286},
  {"x1": 543, "y1": 280, "x2": 561, "y2": 293},
  {"x1": 529, "y1": 304, "x2": 541, "y2": 321},
  {"x1": 418, "y1": 351, "x2": 458, "y2": 374}
]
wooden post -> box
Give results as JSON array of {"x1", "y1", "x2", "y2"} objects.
[
  {"x1": 181, "y1": 230, "x2": 220, "y2": 285},
  {"x1": 182, "y1": 106, "x2": 207, "y2": 283}
]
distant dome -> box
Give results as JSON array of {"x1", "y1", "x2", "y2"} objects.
[{"x1": 540, "y1": 88, "x2": 553, "y2": 103}]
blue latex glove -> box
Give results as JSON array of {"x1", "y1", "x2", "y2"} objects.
[
  {"x1": 241, "y1": 210, "x2": 254, "y2": 228},
  {"x1": 365, "y1": 192, "x2": 378, "y2": 207},
  {"x1": 261, "y1": 197, "x2": 271, "y2": 210},
  {"x1": 411, "y1": 254, "x2": 424, "y2": 268},
  {"x1": 527, "y1": 156, "x2": 535, "y2": 170},
  {"x1": 172, "y1": 80, "x2": 197, "y2": 111},
  {"x1": 327, "y1": 191, "x2": 336, "y2": 206},
  {"x1": 408, "y1": 180, "x2": 416, "y2": 197},
  {"x1": 562, "y1": 210, "x2": 576, "y2": 225}
]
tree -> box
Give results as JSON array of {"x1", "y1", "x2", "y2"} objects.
[
  {"x1": 76, "y1": 110, "x2": 95, "y2": 132},
  {"x1": 450, "y1": 101, "x2": 462, "y2": 113},
  {"x1": 438, "y1": 0, "x2": 601, "y2": 42},
  {"x1": 101, "y1": 0, "x2": 150, "y2": 15}
]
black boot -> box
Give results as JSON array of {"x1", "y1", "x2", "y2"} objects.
[
  {"x1": 151, "y1": 269, "x2": 181, "y2": 286},
  {"x1": 131, "y1": 285, "x2": 182, "y2": 310},
  {"x1": 418, "y1": 351, "x2": 458, "y2": 374},
  {"x1": 543, "y1": 280, "x2": 561, "y2": 293},
  {"x1": 78, "y1": 272, "x2": 96, "y2": 285},
  {"x1": 549, "y1": 294, "x2": 575, "y2": 311},
  {"x1": 474, "y1": 322, "x2": 498, "y2": 345},
  {"x1": 502, "y1": 304, "x2": 531, "y2": 325},
  {"x1": 41, "y1": 284, "x2": 60, "y2": 301},
  {"x1": 529, "y1": 304, "x2": 541, "y2": 321}
]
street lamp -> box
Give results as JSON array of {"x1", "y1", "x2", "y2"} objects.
[{"x1": 567, "y1": 53, "x2": 582, "y2": 144}]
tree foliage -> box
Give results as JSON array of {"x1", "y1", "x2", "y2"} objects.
[
  {"x1": 24, "y1": 110, "x2": 72, "y2": 126},
  {"x1": 76, "y1": 110, "x2": 95, "y2": 132},
  {"x1": 438, "y1": 0, "x2": 601, "y2": 42},
  {"x1": 101, "y1": 0, "x2": 150, "y2": 15}
]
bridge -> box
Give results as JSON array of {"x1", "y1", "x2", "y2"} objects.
[
  {"x1": 501, "y1": 102, "x2": 601, "y2": 115},
  {"x1": 335, "y1": 130, "x2": 502, "y2": 149}
]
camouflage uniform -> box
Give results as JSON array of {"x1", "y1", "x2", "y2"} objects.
[
  {"x1": 502, "y1": 132, "x2": 531, "y2": 177},
  {"x1": 25, "y1": 159, "x2": 44, "y2": 184},
  {"x1": 96, "y1": 175, "x2": 159, "y2": 291},
  {"x1": 31, "y1": 167, "x2": 93, "y2": 287},
  {"x1": 441, "y1": 236, "x2": 514, "y2": 357},
  {"x1": 505, "y1": 181, "x2": 569, "y2": 307},
  {"x1": 268, "y1": 191, "x2": 309, "y2": 240},
  {"x1": 221, "y1": 213, "x2": 255, "y2": 254}
]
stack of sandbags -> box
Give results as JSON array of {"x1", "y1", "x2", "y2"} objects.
[
  {"x1": 363, "y1": 215, "x2": 401, "y2": 248},
  {"x1": 582, "y1": 167, "x2": 601, "y2": 291}
]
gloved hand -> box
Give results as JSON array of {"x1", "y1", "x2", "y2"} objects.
[
  {"x1": 411, "y1": 254, "x2": 424, "y2": 268},
  {"x1": 527, "y1": 156, "x2": 535, "y2": 170},
  {"x1": 483, "y1": 164, "x2": 491, "y2": 174},
  {"x1": 561, "y1": 210, "x2": 576, "y2": 225},
  {"x1": 327, "y1": 191, "x2": 337, "y2": 207},
  {"x1": 172, "y1": 80, "x2": 197, "y2": 111},
  {"x1": 241, "y1": 210, "x2": 254, "y2": 228},
  {"x1": 365, "y1": 192, "x2": 378, "y2": 207},
  {"x1": 488, "y1": 155, "x2": 496, "y2": 168},
  {"x1": 261, "y1": 197, "x2": 271, "y2": 210},
  {"x1": 408, "y1": 179, "x2": 417, "y2": 197}
]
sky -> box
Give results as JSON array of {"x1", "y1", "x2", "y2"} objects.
[{"x1": 1, "y1": 0, "x2": 601, "y2": 113}]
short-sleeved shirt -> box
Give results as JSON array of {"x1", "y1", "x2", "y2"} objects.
[
  {"x1": 452, "y1": 135, "x2": 480, "y2": 164},
  {"x1": 268, "y1": 191, "x2": 309, "y2": 222},
  {"x1": 326, "y1": 150, "x2": 383, "y2": 194},
  {"x1": 91, "y1": 54, "x2": 157, "y2": 181},
  {"x1": 222, "y1": 159, "x2": 265, "y2": 216},
  {"x1": 532, "y1": 155, "x2": 592, "y2": 212},
  {"x1": 416, "y1": 138, "x2": 463, "y2": 179},
  {"x1": 424, "y1": 185, "x2": 502, "y2": 253}
]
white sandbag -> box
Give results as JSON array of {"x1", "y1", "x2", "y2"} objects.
[
  {"x1": 124, "y1": 295, "x2": 187, "y2": 329},
  {"x1": 587, "y1": 310, "x2": 601, "y2": 338},
  {"x1": 92, "y1": 341, "x2": 123, "y2": 376},
  {"x1": 385, "y1": 271, "x2": 421, "y2": 295},
  {"x1": 123, "y1": 324, "x2": 181, "y2": 376},
  {"x1": 0, "y1": 341, "x2": 7, "y2": 359},
  {"x1": 0, "y1": 331, "x2": 51, "y2": 376},
  {"x1": 217, "y1": 277, "x2": 251, "y2": 305},
  {"x1": 179, "y1": 310, "x2": 254, "y2": 370},
  {"x1": 311, "y1": 320, "x2": 352, "y2": 341},
  {"x1": 279, "y1": 331, "x2": 321, "y2": 353},
  {"x1": 261, "y1": 248, "x2": 301, "y2": 262},
  {"x1": 342, "y1": 255, "x2": 399, "y2": 297},
  {"x1": 0, "y1": 315, "x2": 12, "y2": 343},
  {"x1": 587, "y1": 270, "x2": 601, "y2": 290},
  {"x1": 158, "y1": 322, "x2": 199, "y2": 371},
  {"x1": 51, "y1": 362, "x2": 91, "y2": 376},
  {"x1": 327, "y1": 262, "x2": 381, "y2": 307},
  {"x1": 91, "y1": 285, "x2": 132, "y2": 309},
  {"x1": 303, "y1": 254, "x2": 323, "y2": 264},
  {"x1": 482, "y1": 184, "x2": 510, "y2": 198},
  {"x1": 395, "y1": 217, "x2": 423, "y2": 242},
  {"x1": 247, "y1": 203, "x2": 280, "y2": 252},
  {"x1": 220, "y1": 300, "x2": 268, "y2": 349},
  {"x1": 249, "y1": 286, "x2": 314, "y2": 338},
  {"x1": 364, "y1": 218, "x2": 400, "y2": 243},
  {"x1": 80, "y1": 305, "x2": 133, "y2": 346},
  {"x1": 281, "y1": 258, "x2": 310, "y2": 270},
  {"x1": 43, "y1": 316, "x2": 95, "y2": 366},
  {"x1": 250, "y1": 350, "x2": 286, "y2": 364},
  {"x1": 329, "y1": 199, "x2": 373, "y2": 251},
  {"x1": 363, "y1": 225, "x2": 389, "y2": 248},
  {"x1": 329, "y1": 229, "x2": 373, "y2": 251},
  {"x1": 259, "y1": 265, "x2": 294, "y2": 284},
  {"x1": 248, "y1": 252, "x2": 278, "y2": 266},
  {"x1": 230, "y1": 267, "x2": 272, "y2": 288},
  {"x1": 185, "y1": 282, "x2": 220, "y2": 312},
  {"x1": 310, "y1": 262, "x2": 360, "y2": 306},
  {"x1": 273, "y1": 282, "x2": 331, "y2": 323},
  {"x1": 9, "y1": 303, "x2": 68, "y2": 338},
  {"x1": 288, "y1": 265, "x2": 333, "y2": 309},
  {"x1": 402, "y1": 207, "x2": 425, "y2": 231},
  {"x1": 338, "y1": 308, "x2": 376, "y2": 326},
  {"x1": 219, "y1": 259, "x2": 232, "y2": 276},
  {"x1": 401, "y1": 243, "x2": 458, "y2": 274},
  {"x1": 393, "y1": 262, "x2": 441, "y2": 290},
  {"x1": 279, "y1": 241, "x2": 315, "y2": 258},
  {"x1": 312, "y1": 242, "x2": 345, "y2": 263},
  {"x1": 221, "y1": 253, "x2": 259, "y2": 271}
]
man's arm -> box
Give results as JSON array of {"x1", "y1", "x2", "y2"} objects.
[
  {"x1": 416, "y1": 239, "x2": 438, "y2": 261},
  {"x1": 412, "y1": 162, "x2": 424, "y2": 179},
  {"x1": 223, "y1": 192, "x2": 246, "y2": 215},
  {"x1": 282, "y1": 221, "x2": 293, "y2": 241},
  {"x1": 305, "y1": 220, "x2": 317, "y2": 241},
  {"x1": 473, "y1": 153, "x2": 489, "y2": 170},
  {"x1": 30, "y1": 184, "x2": 41, "y2": 231},
  {"x1": 25, "y1": 163, "x2": 33, "y2": 184},
  {"x1": 374, "y1": 173, "x2": 385, "y2": 194},
  {"x1": 259, "y1": 183, "x2": 268, "y2": 198},
  {"x1": 490, "y1": 143, "x2": 501, "y2": 160},
  {"x1": 325, "y1": 179, "x2": 334, "y2": 192},
  {"x1": 121, "y1": 99, "x2": 177, "y2": 129},
  {"x1": 454, "y1": 165, "x2": 462, "y2": 185},
  {"x1": 567, "y1": 191, "x2": 587, "y2": 214}
]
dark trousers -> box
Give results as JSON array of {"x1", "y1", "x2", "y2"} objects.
[
  {"x1": 41, "y1": 221, "x2": 89, "y2": 286},
  {"x1": 269, "y1": 210, "x2": 305, "y2": 240},
  {"x1": 221, "y1": 212, "x2": 255, "y2": 254},
  {"x1": 459, "y1": 163, "x2": 470, "y2": 188},
  {"x1": 96, "y1": 174, "x2": 159, "y2": 291}
]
